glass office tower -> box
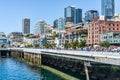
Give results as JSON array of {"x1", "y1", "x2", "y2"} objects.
[
  {"x1": 101, "y1": 0, "x2": 115, "y2": 19},
  {"x1": 65, "y1": 6, "x2": 75, "y2": 23},
  {"x1": 64, "y1": 6, "x2": 82, "y2": 24},
  {"x1": 74, "y1": 9, "x2": 82, "y2": 24},
  {"x1": 85, "y1": 10, "x2": 99, "y2": 22}
]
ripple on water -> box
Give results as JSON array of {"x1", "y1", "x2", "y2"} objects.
[{"x1": 0, "y1": 58, "x2": 63, "y2": 80}]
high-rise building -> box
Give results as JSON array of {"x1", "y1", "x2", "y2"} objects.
[
  {"x1": 58, "y1": 17, "x2": 65, "y2": 30},
  {"x1": 34, "y1": 20, "x2": 46, "y2": 35},
  {"x1": 53, "y1": 19, "x2": 58, "y2": 28},
  {"x1": 74, "y1": 8, "x2": 82, "y2": 24},
  {"x1": 65, "y1": 6, "x2": 75, "y2": 23},
  {"x1": 85, "y1": 10, "x2": 99, "y2": 22},
  {"x1": 54, "y1": 17, "x2": 65, "y2": 30},
  {"x1": 101, "y1": 0, "x2": 115, "y2": 19},
  {"x1": 64, "y1": 6, "x2": 82, "y2": 24},
  {"x1": 22, "y1": 18, "x2": 30, "y2": 34}
]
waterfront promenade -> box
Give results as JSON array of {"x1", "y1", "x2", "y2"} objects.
[{"x1": 7, "y1": 48, "x2": 120, "y2": 66}]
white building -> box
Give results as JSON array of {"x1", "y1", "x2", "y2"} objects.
[
  {"x1": 0, "y1": 32, "x2": 7, "y2": 48},
  {"x1": 34, "y1": 20, "x2": 46, "y2": 35}
]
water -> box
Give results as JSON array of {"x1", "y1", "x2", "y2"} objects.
[{"x1": 0, "y1": 58, "x2": 63, "y2": 80}]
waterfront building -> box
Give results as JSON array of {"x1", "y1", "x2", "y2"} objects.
[
  {"x1": 100, "y1": 32, "x2": 120, "y2": 45},
  {"x1": 34, "y1": 20, "x2": 47, "y2": 35},
  {"x1": 64, "y1": 6, "x2": 82, "y2": 24},
  {"x1": 88, "y1": 16, "x2": 120, "y2": 45},
  {"x1": 22, "y1": 18, "x2": 30, "y2": 34},
  {"x1": 101, "y1": 0, "x2": 115, "y2": 19},
  {"x1": 0, "y1": 32, "x2": 7, "y2": 48},
  {"x1": 65, "y1": 23, "x2": 87, "y2": 43},
  {"x1": 40, "y1": 25, "x2": 54, "y2": 46},
  {"x1": 85, "y1": 10, "x2": 99, "y2": 22},
  {"x1": 8, "y1": 32, "x2": 23, "y2": 46},
  {"x1": 23, "y1": 37, "x2": 39, "y2": 46}
]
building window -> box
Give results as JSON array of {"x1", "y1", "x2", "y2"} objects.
[
  {"x1": 109, "y1": 28, "x2": 111, "y2": 30},
  {"x1": 117, "y1": 28, "x2": 119, "y2": 30},
  {"x1": 113, "y1": 24, "x2": 115, "y2": 26},
  {"x1": 113, "y1": 28, "x2": 115, "y2": 30},
  {"x1": 117, "y1": 24, "x2": 119, "y2": 26}
]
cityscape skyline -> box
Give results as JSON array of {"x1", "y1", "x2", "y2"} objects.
[{"x1": 0, "y1": 0, "x2": 120, "y2": 35}]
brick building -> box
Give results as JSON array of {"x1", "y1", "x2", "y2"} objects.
[{"x1": 88, "y1": 16, "x2": 120, "y2": 45}]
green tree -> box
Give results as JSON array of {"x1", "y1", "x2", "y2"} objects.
[
  {"x1": 24, "y1": 34, "x2": 34, "y2": 38},
  {"x1": 70, "y1": 40, "x2": 79, "y2": 49},
  {"x1": 44, "y1": 42, "x2": 52, "y2": 48},
  {"x1": 100, "y1": 41, "x2": 110, "y2": 47},
  {"x1": 52, "y1": 32, "x2": 59, "y2": 40},
  {"x1": 24, "y1": 34, "x2": 30, "y2": 37},
  {"x1": 78, "y1": 40, "x2": 86, "y2": 48},
  {"x1": 34, "y1": 44, "x2": 39, "y2": 48},
  {"x1": 75, "y1": 40, "x2": 79, "y2": 47},
  {"x1": 64, "y1": 41, "x2": 69, "y2": 49}
]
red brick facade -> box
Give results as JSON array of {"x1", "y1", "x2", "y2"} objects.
[{"x1": 88, "y1": 17, "x2": 120, "y2": 45}]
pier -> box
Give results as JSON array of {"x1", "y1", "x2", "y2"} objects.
[{"x1": 1, "y1": 48, "x2": 120, "y2": 80}]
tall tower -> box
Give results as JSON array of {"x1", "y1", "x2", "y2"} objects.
[
  {"x1": 64, "y1": 6, "x2": 82, "y2": 24},
  {"x1": 64, "y1": 6, "x2": 75, "y2": 23},
  {"x1": 53, "y1": 19, "x2": 58, "y2": 28},
  {"x1": 101, "y1": 0, "x2": 115, "y2": 19},
  {"x1": 57, "y1": 17, "x2": 65, "y2": 30},
  {"x1": 34, "y1": 20, "x2": 46, "y2": 35},
  {"x1": 85, "y1": 10, "x2": 99, "y2": 22},
  {"x1": 74, "y1": 8, "x2": 82, "y2": 24},
  {"x1": 22, "y1": 18, "x2": 30, "y2": 34}
]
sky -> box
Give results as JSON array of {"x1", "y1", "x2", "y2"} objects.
[{"x1": 0, "y1": 0, "x2": 120, "y2": 35}]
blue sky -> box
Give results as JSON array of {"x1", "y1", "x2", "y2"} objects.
[{"x1": 0, "y1": 0, "x2": 119, "y2": 35}]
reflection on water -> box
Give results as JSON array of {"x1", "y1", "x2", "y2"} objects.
[{"x1": 0, "y1": 58, "x2": 63, "y2": 80}]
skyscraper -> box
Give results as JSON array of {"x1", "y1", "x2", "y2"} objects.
[
  {"x1": 22, "y1": 18, "x2": 30, "y2": 34},
  {"x1": 85, "y1": 10, "x2": 99, "y2": 22},
  {"x1": 74, "y1": 9, "x2": 82, "y2": 24},
  {"x1": 64, "y1": 6, "x2": 82, "y2": 24},
  {"x1": 53, "y1": 19, "x2": 58, "y2": 28},
  {"x1": 101, "y1": 0, "x2": 115, "y2": 19},
  {"x1": 34, "y1": 20, "x2": 46, "y2": 35},
  {"x1": 57, "y1": 17, "x2": 65, "y2": 30},
  {"x1": 53, "y1": 17, "x2": 65, "y2": 30},
  {"x1": 65, "y1": 6, "x2": 75, "y2": 23}
]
